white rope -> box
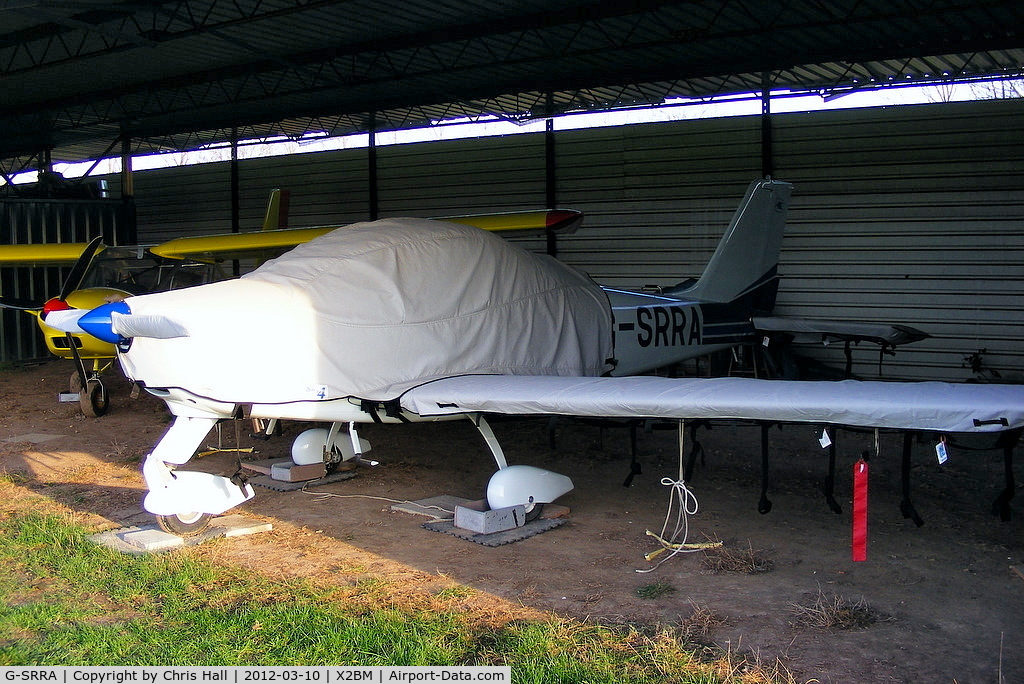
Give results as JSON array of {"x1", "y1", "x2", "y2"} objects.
[
  {"x1": 636, "y1": 476, "x2": 704, "y2": 573},
  {"x1": 637, "y1": 419, "x2": 720, "y2": 573}
]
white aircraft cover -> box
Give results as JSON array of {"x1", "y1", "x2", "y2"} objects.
[
  {"x1": 401, "y1": 375, "x2": 1024, "y2": 433},
  {"x1": 117, "y1": 218, "x2": 613, "y2": 403}
]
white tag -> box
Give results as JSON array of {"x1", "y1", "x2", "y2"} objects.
[
  {"x1": 935, "y1": 440, "x2": 948, "y2": 465},
  {"x1": 761, "y1": 335, "x2": 770, "y2": 348},
  {"x1": 818, "y1": 429, "x2": 832, "y2": 449},
  {"x1": 305, "y1": 385, "x2": 329, "y2": 400}
]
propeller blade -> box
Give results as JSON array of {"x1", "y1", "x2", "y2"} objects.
[
  {"x1": 78, "y1": 301, "x2": 188, "y2": 344},
  {"x1": 109, "y1": 313, "x2": 188, "y2": 340},
  {"x1": 58, "y1": 236, "x2": 104, "y2": 301},
  {"x1": 0, "y1": 296, "x2": 43, "y2": 311}
]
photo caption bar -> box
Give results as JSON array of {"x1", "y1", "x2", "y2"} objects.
[{"x1": 0, "y1": 667, "x2": 510, "y2": 684}]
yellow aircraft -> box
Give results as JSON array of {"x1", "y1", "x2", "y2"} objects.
[
  {"x1": 0, "y1": 192, "x2": 583, "y2": 417},
  {"x1": 0, "y1": 237, "x2": 128, "y2": 415}
]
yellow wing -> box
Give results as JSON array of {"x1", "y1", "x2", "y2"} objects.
[
  {"x1": 0, "y1": 205, "x2": 583, "y2": 266},
  {"x1": 149, "y1": 209, "x2": 583, "y2": 263},
  {"x1": 149, "y1": 227, "x2": 335, "y2": 263},
  {"x1": 0, "y1": 242, "x2": 107, "y2": 265},
  {"x1": 440, "y1": 209, "x2": 583, "y2": 234}
]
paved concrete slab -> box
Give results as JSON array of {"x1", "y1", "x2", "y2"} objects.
[
  {"x1": 3, "y1": 433, "x2": 66, "y2": 444},
  {"x1": 90, "y1": 514, "x2": 273, "y2": 554}
]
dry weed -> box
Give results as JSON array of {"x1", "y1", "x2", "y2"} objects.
[
  {"x1": 716, "y1": 646, "x2": 798, "y2": 684},
  {"x1": 678, "y1": 599, "x2": 727, "y2": 641},
  {"x1": 789, "y1": 587, "x2": 891, "y2": 631},
  {"x1": 702, "y1": 540, "x2": 774, "y2": 574}
]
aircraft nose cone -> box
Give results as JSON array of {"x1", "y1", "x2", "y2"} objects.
[{"x1": 79, "y1": 300, "x2": 131, "y2": 343}]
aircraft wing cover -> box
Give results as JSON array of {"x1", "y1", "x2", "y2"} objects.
[
  {"x1": 401, "y1": 375, "x2": 1024, "y2": 434},
  {"x1": 117, "y1": 218, "x2": 612, "y2": 403}
]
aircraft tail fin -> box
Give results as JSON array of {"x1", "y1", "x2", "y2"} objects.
[
  {"x1": 261, "y1": 189, "x2": 291, "y2": 231},
  {"x1": 667, "y1": 178, "x2": 792, "y2": 306}
]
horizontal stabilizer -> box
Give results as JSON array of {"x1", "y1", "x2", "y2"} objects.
[{"x1": 753, "y1": 316, "x2": 929, "y2": 347}]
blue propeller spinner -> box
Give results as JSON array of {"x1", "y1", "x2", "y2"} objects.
[{"x1": 78, "y1": 300, "x2": 131, "y2": 344}]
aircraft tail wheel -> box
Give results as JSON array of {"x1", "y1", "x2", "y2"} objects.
[
  {"x1": 156, "y1": 512, "x2": 213, "y2": 536},
  {"x1": 80, "y1": 379, "x2": 109, "y2": 417}
]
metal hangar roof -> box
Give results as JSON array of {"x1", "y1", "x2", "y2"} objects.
[{"x1": 1, "y1": 0, "x2": 1023, "y2": 171}]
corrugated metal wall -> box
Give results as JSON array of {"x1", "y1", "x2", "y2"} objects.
[
  {"x1": 106, "y1": 134, "x2": 546, "y2": 243},
  {"x1": 505, "y1": 100, "x2": 1024, "y2": 381},
  {"x1": 119, "y1": 163, "x2": 233, "y2": 243},
  {"x1": 378, "y1": 135, "x2": 547, "y2": 216},
  {"x1": 770, "y1": 100, "x2": 1024, "y2": 381},
  {"x1": 10, "y1": 98, "x2": 1021, "y2": 380},
  {"x1": 550, "y1": 117, "x2": 763, "y2": 285},
  {"x1": 528, "y1": 101, "x2": 1023, "y2": 382}
]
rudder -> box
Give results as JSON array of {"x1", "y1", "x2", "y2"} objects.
[{"x1": 668, "y1": 178, "x2": 792, "y2": 305}]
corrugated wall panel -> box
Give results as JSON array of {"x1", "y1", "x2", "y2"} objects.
[
  {"x1": 377, "y1": 135, "x2": 548, "y2": 216},
  {"x1": 102, "y1": 150, "x2": 373, "y2": 244},
  {"x1": 771, "y1": 99, "x2": 1024, "y2": 381},
  {"x1": 104, "y1": 162, "x2": 232, "y2": 244},
  {"x1": 552, "y1": 117, "x2": 762, "y2": 286},
  {"x1": 239, "y1": 151, "x2": 371, "y2": 226}
]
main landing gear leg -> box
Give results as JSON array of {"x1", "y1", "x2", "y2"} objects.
[
  {"x1": 470, "y1": 414, "x2": 508, "y2": 470},
  {"x1": 471, "y1": 414, "x2": 573, "y2": 520},
  {"x1": 142, "y1": 415, "x2": 255, "y2": 536}
]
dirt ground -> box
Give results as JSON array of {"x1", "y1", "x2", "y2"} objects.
[{"x1": 1, "y1": 360, "x2": 1022, "y2": 683}]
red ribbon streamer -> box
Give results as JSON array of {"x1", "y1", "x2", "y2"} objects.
[{"x1": 852, "y1": 459, "x2": 868, "y2": 561}]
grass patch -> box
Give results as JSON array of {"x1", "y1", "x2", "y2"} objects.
[
  {"x1": 635, "y1": 581, "x2": 676, "y2": 600},
  {"x1": 0, "y1": 505, "x2": 794, "y2": 681}
]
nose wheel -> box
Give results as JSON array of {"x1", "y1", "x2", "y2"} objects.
[
  {"x1": 81, "y1": 379, "x2": 109, "y2": 417},
  {"x1": 155, "y1": 512, "x2": 213, "y2": 536},
  {"x1": 66, "y1": 333, "x2": 112, "y2": 417},
  {"x1": 69, "y1": 372, "x2": 109, "y2": 417}
]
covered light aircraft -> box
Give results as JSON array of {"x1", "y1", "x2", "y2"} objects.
[
  {"x1": 43, "y1": 179, "x2": 1024, "y2": 536},
  {"x1": 0, "y1": 191, "x2": 583, "y2": 417}
]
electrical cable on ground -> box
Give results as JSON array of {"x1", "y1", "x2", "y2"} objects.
[{"x1": 299, "y1": 485, "x2": 455, "y2": 520}]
